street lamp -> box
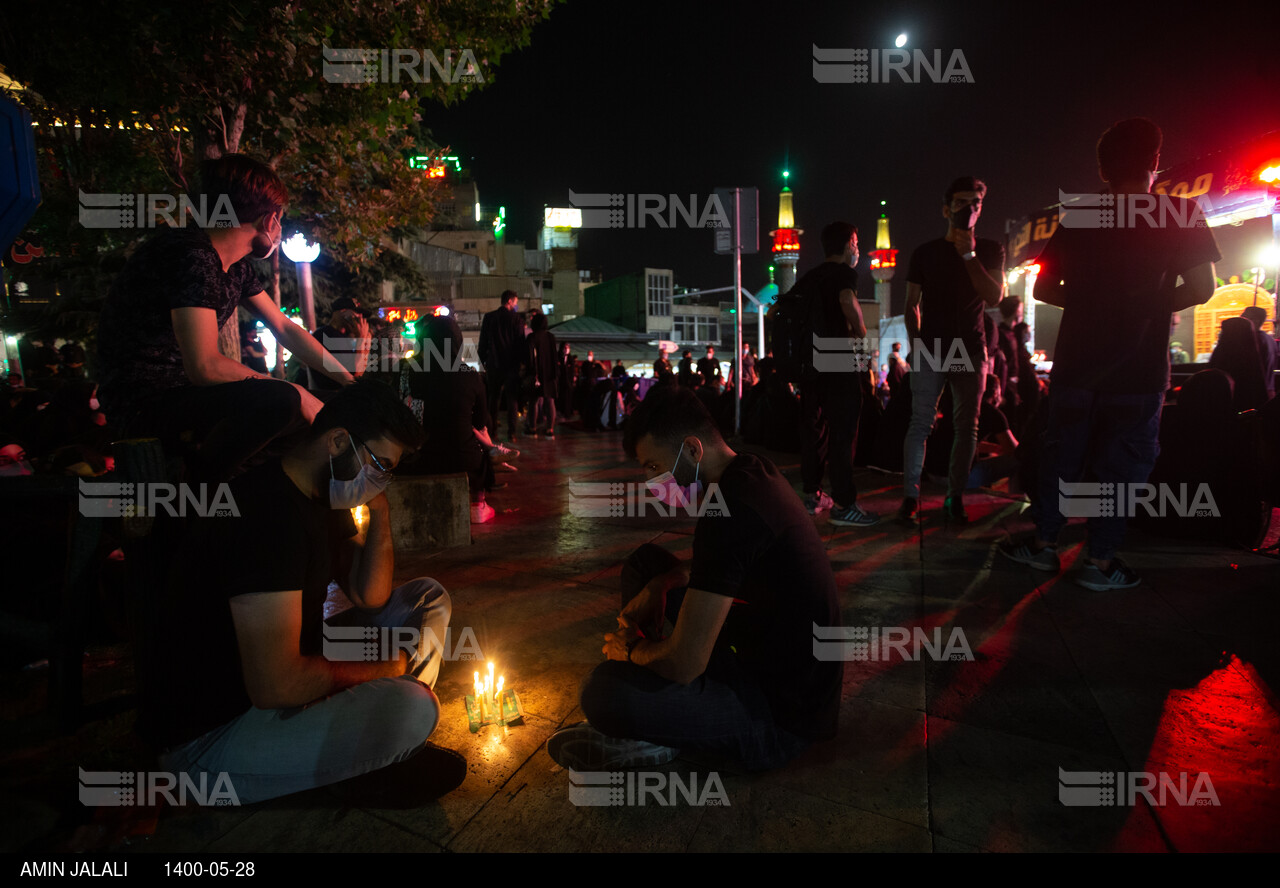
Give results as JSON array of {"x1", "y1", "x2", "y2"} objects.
[{"x1": 282, "y1": 233, "x2": 321, "y2": 332}]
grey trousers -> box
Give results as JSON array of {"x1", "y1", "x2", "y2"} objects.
[{"x1": 160, "y1": 578, "x2": 451, "y2": 804}]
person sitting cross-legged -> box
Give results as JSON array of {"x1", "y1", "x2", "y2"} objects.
[{"x1": 545, "y1": 385, "x2": 843, "y2": 771}]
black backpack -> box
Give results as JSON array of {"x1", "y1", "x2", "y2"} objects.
[{"x1": 767, "y1": 286, "x2": 823, "y2": 383}]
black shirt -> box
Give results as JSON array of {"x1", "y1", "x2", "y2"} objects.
[
  {"x1": 697, "y1": 356, "x2": 721, "y2": 385},
  {"x1": 478, "y1": 307, "x2": 525, "y2": 373},
  {"x1": 1038, "y1": 197, "x2": 1220, "y2": 393},
  {"x1": 905, "y1": 238, "x2": 1004, "y2": 368},
  {"x1": 97, "y1": 226, "x2": 267, "y2": 418},
  {"x1": 146, "y1": 461, "x2": 355, "y2": 749},
  {"x1": 687, "y1": 453, "x2": 842, "y2": 740},
  {"x1": 794, "y1": 260, "x2": 859, "y2": 339}
]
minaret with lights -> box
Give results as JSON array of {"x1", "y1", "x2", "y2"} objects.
[
  {"x1": 869, "y1": 200, "x2": 898, "y2": 326},
  {"x1": 769, "y1": 171, "x2": 802, "y2": 295}
]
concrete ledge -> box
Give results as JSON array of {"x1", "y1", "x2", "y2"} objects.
[{"x1": 385, "y1": 473, "x2": 471, "y2": 550}]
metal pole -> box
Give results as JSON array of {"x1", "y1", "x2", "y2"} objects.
[
  {"x1": 733, "y1": 188, "x2": 743, "y2": 436},
  {"x1": 271, "y1": 250, "x2": 284, "y2": 378},
  {"x1": 298, "y1": 261, "x2": 316, "y2": 333}
]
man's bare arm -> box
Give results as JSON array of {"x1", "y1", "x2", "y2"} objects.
[
  {"x1": 244, "y1": 292, "x2": 359, "y2": 386},
  {"x1": 839, "y1": 289, "x2": 867, "y2": 340},
  {"x1": 230, "y1": 589, "x2": 406, "y2": 710},
  {"x1": 343, "y1": 492, "x2": 395, "y2": 611},
  {"x1": 171, "y1": 305, "x2": 324, "y2": 421},
  {"x1": 608, "y1": 588, "x2": 732, "y2": 685},
  {"x1": 905, "y1": 282, "x2": 923, "y2": 341}
]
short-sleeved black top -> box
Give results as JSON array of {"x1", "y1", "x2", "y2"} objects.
[
  {"x1": 906, "y1": 238, "x2": 1004, "y2": 368},
  {"x1": 144, "y1": 461, "x2": 355, "y2": 749},
  {"x1": 687, "y1": 453, "x2": 842, "y2": 740},
  {"x1": 1037, "y1": 197, "x2": 1221, "y2": 393},
  {"x1": 97, "y1": 226, "x2": 266, "y2": 417}
]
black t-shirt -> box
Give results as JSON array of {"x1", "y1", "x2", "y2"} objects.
[
  {"x1": 697, "y1": 357, "x2": 721, "y2": 383},
  {"x1": 794, "y1": 260, "x2": 860, "y2": 339},
  {"x1": 146, "y1": 461, "x2": 356, "y2": 749},
  {"x1": 408, "y1": 366, "x2": 491, "y2": 472},
  {"x1": 687, "y1": 453, "x2": 842, "y2": 740},
  {"x1": 97, "y1": 226, "x2": 267, "y2": 418},
  {"x1": 1039, "y1": 197, "x2": 1220, "y2": 393},
  {"x1": 905, "y1": 238, "x2": 1004, "y2": 367}
]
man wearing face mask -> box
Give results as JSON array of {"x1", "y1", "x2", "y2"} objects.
[
  {"x1": 546, "y1": 385, "x2": 842, "y2": 772},
  {"x1": 96, "y1": 154, "x2": 359, "y2": 482},
  {"x1": 794, "y1": 221, "x2": 877, "y2": 525},
  {"x1": 899, "y1": 176, "x2": 1005, "y2": 524},
  {"x1": 145, "y1": 380, "x2": 466, "y2": 805}
]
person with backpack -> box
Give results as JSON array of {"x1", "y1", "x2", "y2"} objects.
[{"x1": 788, "y1": 221, "x2": 878, "y2": 526}]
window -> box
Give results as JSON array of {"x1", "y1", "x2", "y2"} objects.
[
  {"x1": 672, "y1": 314, "x2": 716, "y2": 343},
  {"x1": 673, "y1": 316, "x2": 688, "y2": 341},
  {"x1": 647, "y1": 272, "x2": 671, "y2": 318},
  {"x1": 463, "y1": 241, "x2": 477, "y2": 250}
]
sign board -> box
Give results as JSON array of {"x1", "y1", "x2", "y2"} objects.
[{"x1": 714, "y1": 187, "x2": 758, "y2": 255}]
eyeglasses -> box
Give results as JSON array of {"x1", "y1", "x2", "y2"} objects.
[{"x1": 353, "y1": 437, "x2": 394, "y2": 478}]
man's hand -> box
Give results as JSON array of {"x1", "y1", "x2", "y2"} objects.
[
  {"x1": 953, "y1": 228, "x2": 976, "y2": 255},
  {"x1": 604, "y1": 615, "x2": 641, "y2": 662}
]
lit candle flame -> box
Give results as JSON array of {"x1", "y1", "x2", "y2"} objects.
[{"x1": 351, "y1": 504, "x2": 369, "y2": 532}]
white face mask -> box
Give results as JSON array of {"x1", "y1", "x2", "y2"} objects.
[{"x1": 329, "y1": 433, "x2": 391, "y2": 509}]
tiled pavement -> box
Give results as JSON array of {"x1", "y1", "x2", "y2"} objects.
[{"x1": 3, "y1": 425, "x2": 1278, "y2": 853}]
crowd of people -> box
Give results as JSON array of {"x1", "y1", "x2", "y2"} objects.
[{"x1": 5, "y1": 118, "x2": 1279, "y2": 806}]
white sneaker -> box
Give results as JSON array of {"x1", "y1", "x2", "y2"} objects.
[
  {"x1": 470, "y1": 501, "x2": 495, "y2": 524},
  {"x1": 489, "y1": 443, "x2": 520, "y2": 460}
]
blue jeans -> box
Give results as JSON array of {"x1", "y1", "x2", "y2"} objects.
[
  {"x1": 578, "y1": 544, "x2": 809, "y2": 771},
  {"x1": 1029, "y1": 386, "x2": 1163, "y2": 561},
  {"x1": 160, "y1": 578, "x2": 450, "y2": 804}
]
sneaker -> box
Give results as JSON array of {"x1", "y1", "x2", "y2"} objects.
[
  {"x1": 494, "y1": 462, "x2": 518, "y2": 473},
  {"x1": 829, "y1": 504, "x2": 879, "y2": 527},
  {"x1": 327, "y1": 742, "x2": 466, "y2": 808},
  {"x1": 943, "y1": 495, "x2": 968, "y2": 523},
  {"x1": 1075, "y1": 558, "x2": 1140, "y2": 591},
  {"x1": 895, "y1": 496, "x2": 918, "y2": 524},
  {"x1": 489, "y1": 442, "x2": 520, "y2": 460},
  {"x1": 543, "y1": 431, "x2": 555, "y2": 441},
  {"x1": 997, "y1": 538, "x2": 1060, "y2": 572},
  {"x1": 470, "y1": 501, "x2": 495, "y2": 524},
  {"x1": 545, "y1": 722, "x2": 678, "y2": 771},
  {"x1": 804, "y1": 491, "x2": 835, "y2": 514}
]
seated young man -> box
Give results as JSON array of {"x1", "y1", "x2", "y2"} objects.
[
  {"x1": 96, "y1": 154, "x2": 362, "y2": 482},
  {"x1": 144, "y1": 380, "x2": 465, "y2": 805},
  {"x1": 546, "y1": 385, "x2": 843, "y2": 771}
]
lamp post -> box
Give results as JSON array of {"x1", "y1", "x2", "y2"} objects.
[{"x1": 282, "y1": 233, "x2": 321, "y2": 332}]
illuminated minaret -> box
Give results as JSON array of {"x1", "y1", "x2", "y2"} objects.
[
  {"x1": 868, "y1": 201, "x2": 898, "y2": 324},
  {"x1": 769, "y1": 171, "x2": 802, "y2": 295}
]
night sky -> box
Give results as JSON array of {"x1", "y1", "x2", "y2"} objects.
[{"x1": 426, "y1": 0, "x2": 1278, "y2": 303}]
